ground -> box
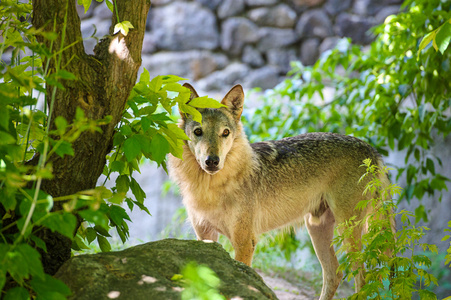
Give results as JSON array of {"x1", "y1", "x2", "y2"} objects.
[{"x1": 258, "y1": 269, "x2": 354, "y2": 300}]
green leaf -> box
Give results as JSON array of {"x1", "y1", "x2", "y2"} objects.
[
  {"x1": 110, "y1": 160, "x2": 124, "y2": 173},
  {"x1": 180, "y1": 103, "x2": 202, "y2": 124},
  {"x1": 16, "y1": 244, "x2": 44, "y2": 279},
  {"x1": 105, "y1": 0, "x2": 113, "y2": 12},
  {"x1": 150, "y1": 133, "x2": 170, "y2": 165},
  {"x1": 141, "y1": 116, "x2": 151, "y2": 132},
  {"x1": 418, "y1": 31, "x2": 435, "y2": 53},
  {"x1": 54, "y1": 116, "x2": 68, "y2": 134},
  {"x1": 77, "y1": 0, "x2": 92, "y2": 13},
  {"x1": 94, "y1": 224, "x2": 111, "y2": 237},
  {"x1": 79, "y1": 210, "x2": 110, "y2": 231},
  {"x1": 140, "y1": 68, "x2": 150, "y2": 83},
  {"x1": 6, "y1": 250, "x2": 28, "y2": 283},
  {"x1": 188, "y1": 96, "x2": 226, "y2": 109},
  {"x1": 109, "y1": 205, "x2": 131, "y2": 227},
  {"x1": 86, "y1": 227, "x2": 97, "y2": 244},
  {"x1": 116, "y1": 175, "x2": 130, "y2": 193},
  {"x1": 53, "y1": 140, "x2": 74, "y2": 158},
  {"x1": 123, "y1": 136, "x2": 141, "y2": 162},
  {"x1": 97, "y1": 235, "x2": 111, "y2": 252},
  {"x1": 0, "y1": 131, "x2": 16, "y2": 145},
  {"x1": 41, "y1": 213, "x2": 77, "y2": 239},
  {"x1": 113, "y1": 21, "x2": 134, "y2": 36},
  {"x1": 30, "y1": 235, "x2": 47, "y2": 253},
  {"x1": 130, "y1": 177, "x2": 146, "y2": 203},
  {"x1": 435, "y1": 21, "x2": 451, "y2": 54},
  {"x1": 4, "y1": 287, "x2": 30, "y2": 300},
  {"x1": 0, "y1": 105, "x2": 10, "y2": 130},
  {"x1": 30, "y1": 274, "x2": 71, "y2": 298}
]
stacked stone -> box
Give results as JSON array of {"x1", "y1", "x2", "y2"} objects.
[{"x1": 79, "y1": 0, "x2": 402, "y2": 91}]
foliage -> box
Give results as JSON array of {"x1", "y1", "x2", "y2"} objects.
[
  {"x1": 334, "y1": 159, "x2": 439, "y2": 299},
  {"x1": 243, "y1": 0, "x2": 451, "y2": 221},
  {"x1": 178, "y1": 262, "x2": 225, "y2": 300},
  {"x1": 0, "y1": 0, "x2": 222, "y2": 298}
]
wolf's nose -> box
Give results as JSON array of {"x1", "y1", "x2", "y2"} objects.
[{"x1": 205, "y1": 155, "x2": 220, "y2": 167}]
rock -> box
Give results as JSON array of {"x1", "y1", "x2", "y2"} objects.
[
  {"x1": 257, "y1": 27, "x2": 298, "y2": 52},
  {"x1": 296, "y1": 9, "x2": 333, "y2": 39},
  {"x1": 195, "y1": 0, "x2": 222, "y2": 10},
  {"x1": 334, "y1": 13, "x2": 376, "y2": 44},
  {"x1": 319, "y1": 36, "x2": 340, "y2": 53},
  {"x1": 375, "y1": 5, "x2": 401, "y2": 24},
  {"x1": 289, "y1": 0, "x2": 326, "y2": 7},
  {"x1": 245, "y1": 66, "x2": 280, "y2": 89},
  {"x1": 148, "y1": 2, "x2": 219, "y2": 51},
  {"x1": 300, "y1": 38, "x2": 320, "y2": 66},
  {"x1": 247, "y1": 4, "x2": 297, "y2": 28},
  {"x1": 92, "y1": 1, "x2": 113, "y2": 20},
  {"x1": 221, "y1": 18, "x2": 260, "y2": 55},
  {"x1": 242, "y1": 45, "x2": 265, "y2": 68},
  {"x1": 196, "y1": 63, "x2": 250, "y2": 91},
  {"x1": 55, "y1": 239, "x2": 277, "y2": 300},
  {"x1": 353, "y1": 0, "x2": 393, "y2": 16},
  {"x1": 218, "y1": 0, "x2": 245, "y2": 19},
  {"x1": 266, "y1": 48, "x2": 298, "y2": 74},
  {"x1": 245, "y1": 0, "x2": 278, "y2": 6},
  {"x1": 141, "y1": 51, "x2": 229, "y2": 81},
  {"x1": 151, "y1": 0, "x2": 173, "y2": 6},
  {"x1": 324, "y1": 0, "x2": 352, "y2": 15},
  {"x1": 142, "y1": 33, "x2": 158, "y2": 54}
]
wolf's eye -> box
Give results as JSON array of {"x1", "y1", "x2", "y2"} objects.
[
  {"x1": 222, "y1": 129, "x2": 230, "y2": 137},
  {"x1": 194, "y1": 128, "x2": 202, "y2": 136}
]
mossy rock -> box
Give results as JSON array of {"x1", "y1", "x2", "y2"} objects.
[{"x1": 55, "y1": 239, "x2": 278, "y2": 299}]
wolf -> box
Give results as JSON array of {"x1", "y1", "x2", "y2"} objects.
[{"x1": 168, "y1": 83, "x2": 393, "y2": 300}]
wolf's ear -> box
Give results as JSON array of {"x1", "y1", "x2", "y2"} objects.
[
  {"x1": 221, "y1": 84, "x2": 244, "y2": 121},
  {"x1": 183, "y1": 83, "x2": 199, "y2": 102},
  {"x1": 180, "y1": 83, "x2": 199, "y2": 120}
]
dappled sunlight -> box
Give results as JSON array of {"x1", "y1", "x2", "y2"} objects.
[{"x1": 108, "y1": 35, "x2": 131, "y2": 61}]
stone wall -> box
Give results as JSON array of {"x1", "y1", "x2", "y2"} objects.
[{"x1": 79, "y1": 0, "x2": 402, "y2": 93}]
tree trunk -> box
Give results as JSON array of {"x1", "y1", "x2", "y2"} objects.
[{"x1": 31, "y1": 0, "x2": 151, "y2": 274}]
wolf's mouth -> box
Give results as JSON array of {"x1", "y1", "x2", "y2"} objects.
[{"x1": 204, "y1": 166, "x2": 220, "y2": 175}]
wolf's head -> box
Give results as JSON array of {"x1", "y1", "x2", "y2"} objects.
[{"x1": 179, "y1": 84, "x2": 244, "y2": 175}]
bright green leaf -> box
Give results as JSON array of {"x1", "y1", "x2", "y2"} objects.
[
  {"x1": 123, "y1": 136, "x2": 141, "y2": 162},
  {"x1": 130, "y1": 177, "x2": 146, "y2": 203},
  {"x1": 4, "y1": 286, "x2": 29, "y2": 300},
  {"x1": 150, "y1": 133, "x2": 170, "y2": 165},
  {"x1": 97, "y1": 235, "x2": 111, "y2": 252}
]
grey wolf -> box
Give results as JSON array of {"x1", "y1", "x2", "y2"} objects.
[{"x1": 168, "y1": 84, "x2": 392, "y2": 300}]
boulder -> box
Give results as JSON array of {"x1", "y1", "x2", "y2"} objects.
[
  {"x1": 247, "y1": 4, "x2": 297, "y2": 28},
  {"x1": 245, "y1": 0, "x2": 278, "y2": 6},
  {"x1": 334, "y1": 13, "x2": 376, "y2": 44},
  {"x1": 257, "y1": 27, "x2": 298, "y2": 52},
  {"x1": 196, "y1": 63, "x2": 251, "y2": 91},
  {"x1": 195, "y1": 0, "x2": 222, "y2": 10},
  {"x1": 300, "y1": 38, "x2": 320, "y2": 66},
  {"x1": 148, "y1": 2, "x2": 219, "y2": 51},
  {"x1": 141, "y1": 51, "x2": 229, "y2": 81},
  {"x1": 221, "y1": 18, "x2": 260, "y2": 56},
  {"x1": 55, "y1": 239, "x2": 277, "y2": 300},
  {"x1": 245, "y1": 66, "x2": 281, "y2": 90},
  {"x1": 296, "y1": 9, "x2": 333, "y2": 39},
  {"x1": 242, "y1": 45, "x2": 265, "y2": 68},
  {"x1": 218, "y1": 0, "x2": 245, "y2": 19},
  {"x1": 324, "y1": 0, "x2": 352, "y2": 15},
  {"x1": 266, "y1": 48, "x2": 298, "y2": 74}
]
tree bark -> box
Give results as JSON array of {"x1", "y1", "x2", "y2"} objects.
[{"x1": 31, "y1": 0, "x2": 151, "y2": 274}]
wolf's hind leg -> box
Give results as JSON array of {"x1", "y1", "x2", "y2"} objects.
[{"x1": 305, "y1": 208, "x2": 342, "y2": 300}]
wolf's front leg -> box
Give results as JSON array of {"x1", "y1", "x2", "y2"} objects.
[
  {"x1": 231, "y1": 225, "x2": 257, "y2": 266},
  {"x1": 189, "y1": 214, "x2": 219, "y2": 242}
]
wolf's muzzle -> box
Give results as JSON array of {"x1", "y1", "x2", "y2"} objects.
[{"x1": 205, "y1": 155, "x2": 220, "y2": 168}]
